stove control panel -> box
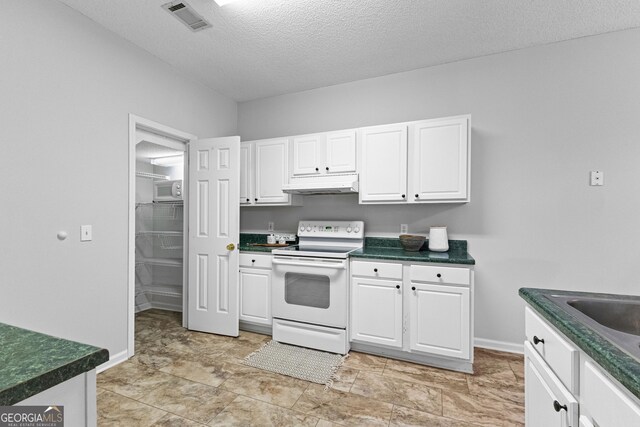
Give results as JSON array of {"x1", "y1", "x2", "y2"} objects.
[{"x1": 297, "y1": 221, "x2": 364, "y2": 238}]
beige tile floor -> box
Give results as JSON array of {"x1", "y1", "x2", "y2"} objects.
[{"x1": 97, "y1": 309, "x2": 524, "y2": 426}]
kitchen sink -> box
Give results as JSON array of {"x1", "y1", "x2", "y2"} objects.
[{"x1": 547, "y1": 294, "x2": 640, "y2": 362}]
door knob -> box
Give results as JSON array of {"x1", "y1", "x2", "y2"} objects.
[{"x1": 226, "y1": 243, "x2": 236, "y2": 251}]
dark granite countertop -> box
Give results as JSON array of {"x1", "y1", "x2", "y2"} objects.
[
  {"x1": 239, "y1": 233, "x2": 297, "y2": 253},
  {"x1": 350, "y1": 238, "x2": 475, "y2": 265},
  {"x1": 520, "y1": 287, "x2": 640, "y2": 400},
  {"x1": 0, "y1": 323, "x2": 109, "y2": 405}
]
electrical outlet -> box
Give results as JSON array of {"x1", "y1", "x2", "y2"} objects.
[
  {"x1": 400, "y1": 224, "x2": 408, "y2": 234},
  {"x1": 590, "y1": 170, "x2": 604, "y2": 186},
  {"x1": 267, "y1": 222, "x2": 274, "y2": 231}
]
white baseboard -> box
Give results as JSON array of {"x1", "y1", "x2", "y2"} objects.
[
  {"x1": 474, "y1": 337, "x2": 523, "y2": 354},
  {"x1": 96, "y1": 349, "x2": 129, "y2": 373}
]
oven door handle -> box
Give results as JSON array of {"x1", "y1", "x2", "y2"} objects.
[{"x1": 272, "y1": 257, "x2": 347, "y2": 270}]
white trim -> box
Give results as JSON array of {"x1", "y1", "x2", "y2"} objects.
[
  {"x1": 475, "y1": 337, "x2": 524, "y2": 354},
  {"x1": 128, "y1": 114, "x2": 196, "y2": 359},
  {"x1": 96, "y1": 349, "x2": 129, "y2": 373}
]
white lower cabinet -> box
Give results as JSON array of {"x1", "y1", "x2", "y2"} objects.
[
  {"x1": 350, "y1": 259, "x2": 474, "y2": 368},
  {"x1": 581, "y1": 358, "x2": 640, "y2": 427},
  {"x1": 351, "y1": 276, "x2": 403, "y2": 348},
  {"x1": 524, "y1": 341, "x2": 578, "y2": 427},
  {"x1": 239, "y1": 253, "x2": 272, "y2": 326},
  {"x1": 524, "y1": 305, "x2": 640, "y2": 427},
  {"x1": 408, "y1": 283, "x2": 470, "y2": 359}
]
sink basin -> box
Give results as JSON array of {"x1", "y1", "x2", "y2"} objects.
[
  {"x1": 547, "y1": 294, "x2": 640, "y2": 362},
  {"x1": 567, "y1": 299, "x2": 640, "y2": 336}
]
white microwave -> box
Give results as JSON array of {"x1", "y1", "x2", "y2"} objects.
[{"x1": 154, "y1": 180, "x2": 183, "y2": 202}]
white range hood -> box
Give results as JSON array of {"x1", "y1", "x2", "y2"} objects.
[{"x1": 282, "y1": 173, "x2": 359, "y2": 195}]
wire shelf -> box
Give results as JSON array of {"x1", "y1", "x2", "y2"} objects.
[
  {"x1": 136, "y1": 203, "x2": 183, "y2": 220},
  {"x1": 159, "y1": 234, "x2": 183, "y2": 250},
  {"x1": 136, "y1": 171, "x2": 169, "y2": 180}
]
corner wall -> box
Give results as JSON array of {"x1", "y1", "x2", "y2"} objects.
[
  {"x1": 0, "y1": 1, "x2": 237, "y2": 360},
  {"x1": 238, "y1": 28, "x2": 640, "y2": 349}
]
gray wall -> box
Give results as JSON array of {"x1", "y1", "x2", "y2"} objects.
[
  {"x1": 0, "y1": 1, "x2": 237, "y2": 360},
  {"x1": 239, "y1": 28, "x2": 640, "y2": 349}
]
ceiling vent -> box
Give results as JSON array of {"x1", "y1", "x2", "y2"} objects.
[{"x1": 162, "y1": 2, "x2": 212, "y2": 32}]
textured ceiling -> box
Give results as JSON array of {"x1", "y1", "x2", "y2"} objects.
[{"x1": 58, "y1": 0, "x2": 640, "y2": 101}]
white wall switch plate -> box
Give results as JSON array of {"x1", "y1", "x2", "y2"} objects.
[
  {"x1": 80, "y1": 225, "x2": 92, "y2": 241},
  {"x1": 590, "y1": 170, "x2": 604, "y2": 186},
  {"x1": 267, "y1": 222, "x2": 274, "y2": 231},
  {"x1": 400, "y1": 224, "x2": 408, "y2": 234}
]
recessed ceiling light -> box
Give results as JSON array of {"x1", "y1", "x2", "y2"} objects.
[{"x1": 213, "y1": 0, "x2": 241, "y2": 6}]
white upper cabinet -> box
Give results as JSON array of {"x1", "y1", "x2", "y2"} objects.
[
  {"x1": 239, "y1": 142, "x2": 252, "y2": 205},
  {"x1": 325, "y1": 130, "x2": 357, "y2": 174},
  {"x1": 358, "y1": 124, "x2": 408, "y2": 203},
  {"x1": 291, "y1": 130, "x2": 356, "y2": 177},
  {"x1": 292, "y1": 133, "x2": 324, "y2": 176},
  {"x1": 409, "y1": 116, "x2": 469, "y2": 202},
  {"x1": 255, "y1": 138, "x2": 290, "y2": 204}
]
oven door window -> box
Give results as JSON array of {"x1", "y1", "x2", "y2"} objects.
[{"x1": 284, "y1": 272, "x2": 330, "y2": 309}]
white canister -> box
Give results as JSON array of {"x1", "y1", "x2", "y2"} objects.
[
  {"x1": 428, "y1": 226, "x2": 449, "y2": 252},
  {"x1": 267, "y1": 234, "x2": 276, "y2": 244}
]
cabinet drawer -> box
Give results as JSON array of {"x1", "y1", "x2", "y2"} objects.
[
  {"x1": 525, "y1": 307, "x2": 579, "y2": 393},
  {"x1": 239, "y1": 253, "x2": 272, "y2": 269},
  {"x1": 581, "y1": 359, "x2": 640, "y2": 427},
  {"x1": 524, "y1": 341, "x2": 578, "y2": 427},
  {"x1": 410, "y1": 265, "x2": 470, "y2": 285},
  {"x1": 351, "y1": 260, "x2": 403, "y2": 280}
]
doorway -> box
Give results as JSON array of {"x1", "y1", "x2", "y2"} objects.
[{"x1": 128, "y1": 115, "x2": 196, "y2": 358}]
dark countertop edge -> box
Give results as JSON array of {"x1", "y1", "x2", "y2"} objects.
[
  {"x1": 350, "y1": 248, "x2": 475, "y2": 265},
  {"x1": 0, "y1": 348, "x2": 109, "y2": 405},
  {"x1": 519, "y1": 287, "x2": 640, "y2": 400},
  {"x1": 350, "y1": 251, "x2": 475, "y2": 265}
]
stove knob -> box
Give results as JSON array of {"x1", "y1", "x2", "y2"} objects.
[
  {"x1": 354, "y1": 227, "x2": 360, "y2": 233},
  {"x1": 306, "y1": 226, "x2": 312, "y2": 232},
  {"x1": 346, "y1": 227, "x2": 352, "y2": 233},
  {"x1": 299, "y1": 225, "x2": 305, "y2": 232}
]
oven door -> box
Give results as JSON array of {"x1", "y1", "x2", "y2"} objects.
[{"x1": 271, "y1": 256, "x2": 348, "y2": 328}]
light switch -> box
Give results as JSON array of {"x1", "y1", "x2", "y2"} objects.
[
  {"x1": 590, "y1": 170, "x2": 604, "y2": 186},
  {"x1": 400, "y1": 224, "x2": 408, "y2": 234},
  {"x1": 81, "y1": 225, "x2": 92, "y2": 241}
]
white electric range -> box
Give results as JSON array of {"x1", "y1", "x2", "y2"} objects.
[{"x1": 271, "y1": 220, "x2": 364, "y2": 354}]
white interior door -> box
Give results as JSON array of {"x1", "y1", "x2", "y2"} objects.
[{"x1": 188, "y1": 136, "x2": 240, "y2": 336}]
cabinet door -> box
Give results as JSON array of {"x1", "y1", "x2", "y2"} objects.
[
  {"x1": 409, "y1": 283, "x2": 470, "y2": 359},
  {"x1": 409, "y1": 116, "x2": 469, "y2": 202},
  {"x1": 325, "y1": 130, "x2": 356, "y2": 174},
  {"x1": 239, "y1": 142, "x2": 253, "y2": 205},
  {"x1": 254, "y1": 138, "x2": 290, "y2": 204},
  {"x1": 239, "y1": 268, "x2": 271, "y2": 325},
  {"x1": 524, "y1": 342, "x2": 578, "y2": 427},
  {"x1": 292, "y1": 134, "x2": 324, "y2": 177},
  {"x1": 351, "y1": 277, "x2": 403, "y2": 348},
  {"x1": 359, "y1": 124, "x2": 407, "y2": 203}
]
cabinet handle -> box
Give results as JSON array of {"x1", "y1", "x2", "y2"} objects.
[
  {"x1": 251, "y1": 259, "x2": 255, "y2": 263},
  {"x1": 436, "y1": 273, "x2": 442, "y2": 278},
  {"x1": 374, "y1": 268, "x2": 378, "y2": 273},
  {"x1": 533, "y1": 336, "x2": 545, "y2": 345},
  {"x1": 553, "y1": 401, "x2": 567, "y2": 413},
  {"x1": 396, "y1": 285, "x2": 400, "y2": 289},
  {"x1": 326, "y1": 167, "x2": 329, "y2": 171},
  {"x1": 401, "y1": 194, "x2": 406, "y2": 199},
  {"x1": 255, "y1": 198, "x2": 258, "y2": 202},
  {"x1": 315, "y1": 167, "x2": 319, "y2": 171},
  {"x1": 411, "y1": 286, "x2": 416, "y2": 291},
  {"x1": 246, "y1": 198, "x2": 250, "y2": 202},
  {"x1": 415, "y1": 194, "x2": 419, "y2": 199}
]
